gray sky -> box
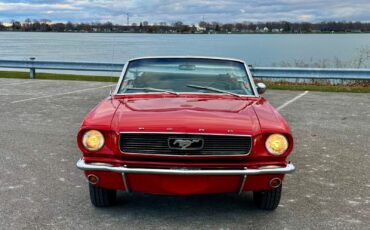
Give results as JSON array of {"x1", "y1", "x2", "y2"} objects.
[{"x1": 1, "y1": 0, "x2": 370, "y2": 23}]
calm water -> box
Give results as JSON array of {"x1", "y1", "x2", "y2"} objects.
[{"x1": 1, "y1": 32, "x2": 370, "y2": 67}]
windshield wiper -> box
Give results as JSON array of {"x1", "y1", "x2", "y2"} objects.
[
  {"x1": 124, "y1": 87, "x2": 179, "y2": 95},
  {"x1": 186, "y1": 84, "x2": 241, "y2": 97}
]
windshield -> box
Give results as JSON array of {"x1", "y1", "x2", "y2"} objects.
[{"x1": 117, "y1": 58, "x2": 254, "y2": 96}]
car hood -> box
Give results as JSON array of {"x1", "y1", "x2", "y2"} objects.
[{"x1": 111, "y1": 96, "x2": 261, "y2": 134}]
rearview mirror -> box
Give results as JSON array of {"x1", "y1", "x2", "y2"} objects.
[{"x1": 256, "y1": 83, "x2": 266, "y2": 95}]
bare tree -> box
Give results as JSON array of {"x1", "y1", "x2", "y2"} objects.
[
  {"x1": 66, "y1": 21, "x2": 74, "y2": 31},
  {"x1": 4, "y1": 18, "x2": 370, "y2": 33}
]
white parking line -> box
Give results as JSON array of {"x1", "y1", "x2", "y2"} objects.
[
  {"x1": 276, "y1": 91, "x2": 309, "y2": 111},
  {"x1": 10, "y1": 84, "x2": 115, "y2": 104}
]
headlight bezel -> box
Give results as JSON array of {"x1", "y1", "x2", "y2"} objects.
[
  {"x1": 265, "y1": 133, "x2": 289, "y2": 156},
  {"x1": 82, "y1": 130, "x2": 105, "y2": 152}
]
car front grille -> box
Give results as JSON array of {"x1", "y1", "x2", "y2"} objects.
[{"x1": 119, "y1": 133, "x2": 252, "y2": 155}]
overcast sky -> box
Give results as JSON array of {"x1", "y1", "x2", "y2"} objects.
[{"x1": 1, "y1": 0, "x2": 370, "y2": 24}]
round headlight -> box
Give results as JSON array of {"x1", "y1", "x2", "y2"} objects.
[
  {"x1": 265, "y1": 134, "x2": 288, "y2": 156},
  {"x1": 82, "y1": 130, "x2": 105, "y2": 152}
]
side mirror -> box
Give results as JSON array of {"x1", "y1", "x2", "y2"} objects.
[{"x1": 256, "y1": 82, "x2": 266, "y2": 95}]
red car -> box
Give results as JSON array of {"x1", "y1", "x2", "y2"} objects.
[{"x1": 76, "y1": 57, "x2": 295, "y2": 210}]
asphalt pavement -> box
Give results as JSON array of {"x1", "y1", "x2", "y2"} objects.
[{"x1": 0, "y1": 78, "x2": 369, "y2": 230}]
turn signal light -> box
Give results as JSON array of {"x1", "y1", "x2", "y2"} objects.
[{"x1": 87, "y1": 174, "x2": 99, "y2": 184}]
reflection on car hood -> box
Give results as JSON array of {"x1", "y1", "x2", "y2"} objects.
[
  {"x1": 121, "y1": 97, "x2": 252, "y2": 112},
  {"x1": 111, "y1": 96, "x2": 261, "y2": 134}
]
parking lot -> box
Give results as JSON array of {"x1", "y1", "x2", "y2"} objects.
[{"x1": 0, "y1": 78, "x2": 369, "y2": 230}]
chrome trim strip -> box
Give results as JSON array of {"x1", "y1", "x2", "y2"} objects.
[
  {"x1": 244, "y1": 63, "x2": 259, "y2": 96},
  {"x1": 90, "y1": 162, "x2": 114, "y2": 167},
  {"x1": 118, "y1": 132, "x2": 253, "y2": 157},
  {"x1": 113, "y1": 60, "x2": 129, "y2": 95},
  {"x1": 77, "y1": 159, "x2": 295, "y2": 176},
  {"x1": 127, "y1": 56, "x2": 247, "y2": 64},
  {"x1": 119, "y1": 131, "x2": 251, "y2": 137}
]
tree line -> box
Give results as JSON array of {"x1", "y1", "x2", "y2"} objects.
[{"x1": 1, "y1": 19, "x2": 370, "y2": 33}]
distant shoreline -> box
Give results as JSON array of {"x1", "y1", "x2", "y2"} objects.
[
  {"x1": 1, "y1": 31, "x2": 369, "y2": 34},
  {"x1": 3, "y1": 20, "x2": 369, "y2": 34}
]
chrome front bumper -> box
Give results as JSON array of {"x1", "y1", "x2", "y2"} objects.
[{"x1": 76, "y1": 159, "x2": 295, "y2": 176}]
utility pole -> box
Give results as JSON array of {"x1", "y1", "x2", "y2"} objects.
[{"x1": 126, "y1": 13, "x2": 130, "y2": 26}]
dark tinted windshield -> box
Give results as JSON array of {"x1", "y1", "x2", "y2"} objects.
[{"x1": 118, "y1": 58, "x2": 254, "y2": 96}]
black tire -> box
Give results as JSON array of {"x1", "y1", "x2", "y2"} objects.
[
  {"x1": 253, "y1": 184, "x2": 282, "y2": 210},
  {"x1": 89, "y1": 184, "x2": 117, "y2": 207}
]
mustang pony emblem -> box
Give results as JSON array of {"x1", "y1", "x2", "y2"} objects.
[{"x1": 168, "y1": 138, "x2": 204, "y2": 150}]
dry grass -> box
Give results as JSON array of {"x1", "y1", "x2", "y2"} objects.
[{"x1": 264, "y1": 81, "x2": 370, "y2": 93}]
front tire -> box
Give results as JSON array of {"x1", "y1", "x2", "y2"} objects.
[
  {"x1": 253, "y1": 185, "x2": 282, "y2": 210},
  {"x1": 89, "y1": 184, "x2": 117, "y2": 207}
]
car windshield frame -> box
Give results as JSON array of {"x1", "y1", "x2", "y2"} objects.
[{"x1": 114, "y1": 57, "x2": 258, "y2": 97}]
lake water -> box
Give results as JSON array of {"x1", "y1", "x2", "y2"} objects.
[{"x1": 1, "y1": 32, "x2": 370, "y2": 67}]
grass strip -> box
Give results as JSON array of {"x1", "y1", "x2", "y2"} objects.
[
  {"x1": 0, "y1": 71, "x2": 118, "y2": 82},
  {"x1": 265, "y1": 82, "x2": 370, "y2": 93}
]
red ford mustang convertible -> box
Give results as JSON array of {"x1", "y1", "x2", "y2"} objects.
[{"x1": 76, "y1": 57, "x2": 295, "y2": 210}]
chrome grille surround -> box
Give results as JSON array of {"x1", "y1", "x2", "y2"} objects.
[{"x1": 119, "y1": 132, "x2": 252, "y2": 156}]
